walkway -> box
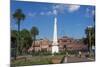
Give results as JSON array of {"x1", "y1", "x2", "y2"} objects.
[{"x1": 63, "y1": 56, "x2": 95, "y2": 63}]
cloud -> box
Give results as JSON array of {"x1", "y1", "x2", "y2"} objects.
[
  {"x1": 92, "y1": 10, "x2": 95, "y2": 16},
  {"x1": 52, "y1": 4, "x2": 67, "y2": 14},
  {"x1": 28, "y1": 4, "x2": 81, "y2": 17},
  {"x1": 85, "y1": 8, "x2": 90, "y2": 18},
  {"x1": 67, "y1": 5, "x2": 80, "y2": 12},
  {"x1": 86, "y1": 8, "x2": 90, "y2": 12},
  {"x1": 52, "y1": 4, "x2": 80, "y2": 14},
  {"x1": 85, "y1": 8, "x2": 95, "y2": 18},
  {"x1": 40, "y1": 11, "x2": 53, "y2": 16},
  {"x1": 40, "y1": 10, "x2": 58, "y2": 16},
  {"x1": 53, "y1": 10, "x2": 57, "y2": 15},
  {"x1": 47, "y1": 11, "x2": 53, "y2": 15},
  {"x1": 28, "y1": 11, "x2": 53, "y2": 17},
  {"x1": 40, "y1": 12, "x2": 45, "y2": 15},
  {"x1": 28, "y1": 12, "x2": 36, "y2": 17}
]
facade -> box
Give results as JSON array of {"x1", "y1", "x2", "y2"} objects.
[
  {"x1": 28, "y1": 36, "x2": 88, "y2": 52},
  {"x1": 58, "y1": 36, "x2": 88, "y2": 51}
]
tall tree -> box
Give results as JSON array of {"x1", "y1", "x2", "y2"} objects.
[
  {"x1": 85, "y1": 26, "x2": 95, "y2": 54},
  {"x1": 31, "y1": 26, "x2": 39, "y2": 51},
  {"x1": 13, "y1": 9, "x2": 25, "y2": 55},
  {"x1": 11, "y1": 30, "x2": 18, "y2": 60},
  {"x1": 20, "y1": 29, "x2": 32, "y2": 54}
]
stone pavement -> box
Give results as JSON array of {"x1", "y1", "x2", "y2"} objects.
[{"x1": 63, "y1": 56, "x2": 95, "y2": 63}]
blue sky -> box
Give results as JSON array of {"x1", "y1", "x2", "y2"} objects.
[{"x1": 11, "y1": 1, "x2": 95, "y2": 40}]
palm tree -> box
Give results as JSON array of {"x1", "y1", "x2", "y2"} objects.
[
  {"x1": 13, "y1": 9, "x2": 25, "y2": 55},
  {"x1": 85, "y1": 26, "x2": 95, "y2": 55},
  {"x1": 31, "y1": 26, "x2": 39, "y2": 51}
]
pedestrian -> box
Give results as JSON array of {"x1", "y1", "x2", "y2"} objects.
[{"x1": 79, "y1": 51, "x2": 82, "y2": 58}]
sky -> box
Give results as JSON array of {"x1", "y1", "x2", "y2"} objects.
[{"x1": 11, "y1": 0, "x2": 95, "y2": 40}]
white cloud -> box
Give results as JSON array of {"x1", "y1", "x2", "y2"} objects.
[
  {"x1": 53, "y1": 4, "x2": 65, "y2": 10},
  {"x1": 92, "y1": 10, "x2": 95, "y2": 16},
  {"x1": 40, "y1": 11, "x2": 53, "y2": 16},
  {"x1": 67, "y1": 5, "x2": 80, "y2": 12},
  {"x1": 53, "y1": 10, "x2": 57, "y2": 15},
  {"x1": 40, "y1": 10, "x2": 58, "y2": 16},
  {"x1": 47, "y1": 11, "x2": 53, "y2": 15},
  {"x1": 52, "y1": 4, "x2": 67, "y2": 14},
  {"x1": 28, "y1": 4, "x2": 81, "y2": 17},
  {"x1": 85, "y1": 8, "x2": 90, "y2": 18},
  {"x1": 85, "y1": 8, "x2": 95, "y2": 18},
  {"x1": 28, "y1": 12, "x2": 36, "y2": 17},
  {"x1": 40, "y1": 12, "x2": 45, "y2": 15},
  {"x1": 52, "y1": 4, "x2": 80, "y2": 14},
  {"x1": 86, "y1": 8, "x2": 90, "y2": 13}
]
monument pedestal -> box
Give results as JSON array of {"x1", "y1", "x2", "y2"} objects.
[{"x1": 52, "y1": 45, "x2": 59, "y2": 54}]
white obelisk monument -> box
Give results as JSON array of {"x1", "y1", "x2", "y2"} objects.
[{"x1": 52, "y1": 17, "x2": 59, "y2": 54}]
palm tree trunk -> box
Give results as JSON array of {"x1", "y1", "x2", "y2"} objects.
[
  {"x1": 33, "y1": 36, "x2": 36, "y2": 52},
  {"x1": 17, "y1": 19, "x2": 21, "y2": 55},
  {"x1": 89, "y1": 31, "x2": 92, "y2": 56}
]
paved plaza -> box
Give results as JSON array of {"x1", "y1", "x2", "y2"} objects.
[{"x1": 63, "y1": 56, "x2": 95, "y2": 63}]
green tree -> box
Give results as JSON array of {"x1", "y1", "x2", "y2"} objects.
[
  {"x1": 13, "y1": 9, "x2": 25, "y2": 55},
  {"x1": 31, "y1": 26, "x2": 39, "y2": 51},
  {"x1": 11, "y1": 30, "x2": 18, "y2": 60},
  {"x1": 11, "y1": 30, "x2": 18, "y2": 38},
  {"x1": 85, "y1": 26, "x2": 95, "y2": 54},
  {"x1": 20, "y1": 29, "x2": 32, "y2": 55}
]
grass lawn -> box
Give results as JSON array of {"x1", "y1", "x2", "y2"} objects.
[{"x1": 11, "y1": 55, "x2": 64, "y2": 66}]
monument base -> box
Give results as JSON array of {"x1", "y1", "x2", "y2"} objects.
[{"x1": 52, "y1": 45, "x2": 59, "y2": 54}]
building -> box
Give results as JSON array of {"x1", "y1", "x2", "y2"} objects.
[
  {"x1": 58, "y1": 36, "x2": 88, "y2": 51},
  {"x1": 28, "y1": 36, "x2": 88, "y2": 52}
]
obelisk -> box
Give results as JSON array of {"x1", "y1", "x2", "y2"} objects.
[{"x1": 52, "y1": 17, "x2": 59, "y2": 54}]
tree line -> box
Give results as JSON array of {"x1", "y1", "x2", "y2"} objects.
[{"x1": 11, "y1": 9, "x2": 39, "y2": 59}]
